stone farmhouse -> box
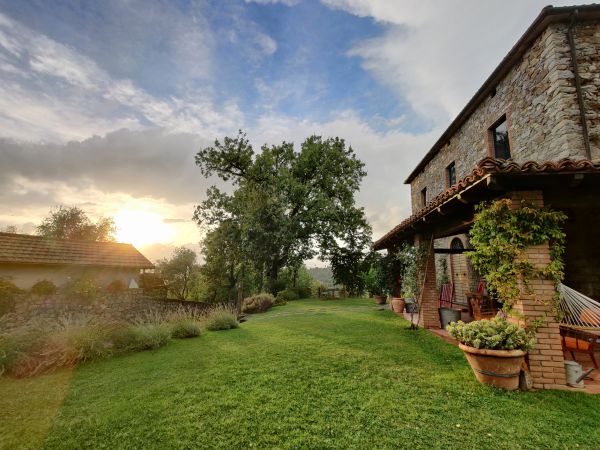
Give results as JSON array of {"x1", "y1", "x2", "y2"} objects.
[
  {"x1": 0, "y1": 232, "x2": 154, "y2": 290},
  {"x1": 373, "y1": 4, "x2": 600, "y2": 390}
]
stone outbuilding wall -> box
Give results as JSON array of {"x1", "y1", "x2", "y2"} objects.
[
  {"x1": 1, "y1": 290, "x2": 214, "y2": 330},
  {"x1": 0, "y1": 264, "x2": 142, "y2": 290},
  {"x1": 411, "y1": 20, "x2": 600, "y2": 211}
]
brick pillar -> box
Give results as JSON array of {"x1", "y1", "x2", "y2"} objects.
[
  {"x1": 509, "y1": 191, "x2": 567, "y2": 389},
  {"x1": 416, "y1": 233, "x2": 440, "y2": 329}
]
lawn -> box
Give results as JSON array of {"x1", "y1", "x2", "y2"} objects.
[{"x1": 1, "y1": 298, "x2": 599, "y2": 449}]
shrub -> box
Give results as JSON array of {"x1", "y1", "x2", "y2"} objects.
[
  {"x1": 242, "y1": 293, "x2": 275, "y2": 313},
  {"x1": 273, "y1": 296, "x2": 287, "y2": 306},
  {"x1": 110, "y1": 323, "x2": 171, "y2": 352},
  {"x1": 30, "y1": 280, "x2": 58, "y2": 296},
  {"x1": 1, "y1": 308, "x2": 211, "y2": 378},
  {"x1": 447, "y1": 316, "x2": 535, "y2": 351},
  {"x1": 293, "y1": 286, "x2": 312, "y2": 299},
  {"x1": 105, "y1": 279, "x2": 126, "y2": 293},
  {"x1": 276, "y1": 288, "x2": 299, "y2": 303},
  {"x1": 63, "y1": 275, "x2": 100, "y2": 301},
  {"x1": 170, "y1": 320, "x2": 202, "y2": 339},
  {"x1": 204, "y1": 308, "x2": 239, "y2": 331},
  {"x1": 0, "y1": 278, "x2": 21, "y2": 316},
  {"x1": 1, "y1": 316, "x2": 114, "y2": 378}
]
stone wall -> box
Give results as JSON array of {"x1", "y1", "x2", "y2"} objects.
[
  {"x1": 410, "y1": 20, "x2": 600, "y2": 212},
  {"x1": 1, "y1": 290, "x2": 214, "y2": 330},
  {"x1": 576, "y1": 22, "x2": 600, "y2": 159}
]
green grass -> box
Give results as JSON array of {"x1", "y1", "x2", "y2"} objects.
[{"x1": 1, "y1": 298, "x2": 599, "y2": 449}]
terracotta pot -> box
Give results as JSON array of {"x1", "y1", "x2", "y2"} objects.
[
  {"x1": 458, "y1": 344, "x2": 526, "y2": 390},
  {"x1": 374, "y1": 295, "x2": 386, "y2": 305},
  {"x1": 391, "y1": 297, "x2": 405, "y2": 314}
]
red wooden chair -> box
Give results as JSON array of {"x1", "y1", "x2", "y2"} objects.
[
  {"x1": 438, "y1": 283, "x2": 454, "y2": 308},
  {"x1": 466, "y1": 280, "x2": 498, "y2": 320}
]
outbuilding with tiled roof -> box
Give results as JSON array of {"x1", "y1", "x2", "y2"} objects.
[{"x1": 0, "y1": 232, "x2": 154, "y2": 290}]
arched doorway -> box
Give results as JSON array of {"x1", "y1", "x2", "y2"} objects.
[{"x1": 449, "y1": 237, "x2": 468, "y2": 306}]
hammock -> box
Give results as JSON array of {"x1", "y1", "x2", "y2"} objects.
[{"x1": 558, "y1": 283, "x2": 600, "y2": 331}]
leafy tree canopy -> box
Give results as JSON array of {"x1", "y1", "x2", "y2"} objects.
[
  {"x1": 156, "y1": 247, "x2": 199, "y2": 300},
  {"x1": 36, "y1": 206, "x2": 115, "y2": 242},
  {"x1": 194, "y1": 131, "x2": 371, "y2": 296}
]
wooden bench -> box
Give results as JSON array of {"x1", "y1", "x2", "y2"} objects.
[{"x1": 560, "y1": 325, "x2": 598, "y2": 369}]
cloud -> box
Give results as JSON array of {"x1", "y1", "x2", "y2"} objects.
[
  {"x1": 163, "y1": 218, "x2": 190, "y2": 224},
  {"x1": 0, "y1": 10, "x2": 243, "y2": 142},
  {"x1": 0, "y1": 129, "x2": 211, "y2": 204},
  {"x1": 323, "y1": 0, "x2": 580, "y2": 126},
  {"x1": 255, "y1": 32, "x2": 278, "y2": 55},
  {"x1": 245, "y1": 0, "x2": 300, "y2": 6}
]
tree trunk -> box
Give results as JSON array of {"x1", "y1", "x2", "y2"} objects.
[
  {"x1": 268, "y1": 260, "x2": 280, "y2": 294},
  {"x1": 236, "y1": 265, "x2": 245, "y2": 316}
]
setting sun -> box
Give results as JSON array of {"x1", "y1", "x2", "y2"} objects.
[{"x1": 115, "y1": 210, "x2": 174, "y2": 247}]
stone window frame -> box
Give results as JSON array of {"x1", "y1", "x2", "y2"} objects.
[
  {"x1": 445, "y1": 161, "x2": 457, "y2": 188},
  {"x1": 420, "y1": 187, "x2": 427, "y2": 208},
  {"x1": 486, "y1": 113, "x2": 514, "y2": 160}
]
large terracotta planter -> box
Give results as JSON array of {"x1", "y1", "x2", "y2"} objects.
[
  {"x1": 391, "y1": 297, "x2": 405, "y2": 314},
  {"x1": 458, "y1": 344, "x2": 526, "y2": 390},
  {"x1": 374, "y1": 295, "x2": 386, "y2": 305}
]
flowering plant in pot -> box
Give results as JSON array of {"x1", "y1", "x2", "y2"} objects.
[{"x1": 447, "y1": 315, "x2": 535, "y2": 390}]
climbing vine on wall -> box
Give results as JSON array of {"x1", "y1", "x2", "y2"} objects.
[{"x1": 467, "y1": 198, "x2": 567, "y2": 314}]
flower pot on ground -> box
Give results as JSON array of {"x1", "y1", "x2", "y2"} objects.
[
  {"x1": 447, "y1": 316, "x2": 534, "y2": 390},
  {"x1": 373, "y1": 295, "x2": 387, "y2": 305},
  {"x1": 405, "y1": 299, "x2": 418, "y2": 313},
  {"x1": 391, "y1": 297, "x2": 405, "y2": 314},
  {"x1": 458, "y1": 344, "x2": 526, "y2": 390}
]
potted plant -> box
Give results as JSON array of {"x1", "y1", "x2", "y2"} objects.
[
  {"x1": 447, "y1": 315, "x2": 535, "y2": 390},
  {"x1": 361, "y1": 266, "x2": 387, "y2": 304},
  {"x1": 390, "y1": 295, "x2": 405, "y2": 314}
]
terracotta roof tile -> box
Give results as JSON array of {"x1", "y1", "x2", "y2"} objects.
[
  {"x1": 374, "y1": 158, "x2": 600, "y2": 249},
  {"x1": 0, "y1": 233, "x2": 154, "y2": 268}
]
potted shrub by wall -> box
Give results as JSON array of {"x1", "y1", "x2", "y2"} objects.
[
  {"x1": 447, "y1": 315, "x2": 534, "y2": 390},
  {"x1": 362, "y1": 267, "x2": 387, "y2": 304}
]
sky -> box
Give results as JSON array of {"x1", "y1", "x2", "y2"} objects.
[{"x1": 0, "y1": 0, "x2": 587, "y2": 262}]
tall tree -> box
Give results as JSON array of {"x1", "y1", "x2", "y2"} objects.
[
  {"x1": 194, "y1": 131, "x2": 371, "y2": 295},
  {"x1": 156, "y1": 247, "x2": 198, "y2": 300},
  {"x1": 36, "y1": 206, "x2": 116, "y2": 242}
]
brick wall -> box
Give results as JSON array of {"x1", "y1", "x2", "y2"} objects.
[
  {"x1": 417, "y1": 234, "x2": 440, "y2": 329},
  {"x1": 1, "y1": 290, "x2": 214, "y2": 329},
  {"x1": 410, "y1": 21, "x2": 600, "y2": 212},
  {"x1": 507, "y1": 191, "x2": 566, "y2": 389}
]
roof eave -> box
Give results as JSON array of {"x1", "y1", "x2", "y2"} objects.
[{"x1": 0, "y1": 260, "x2": 155, "y2": 269}]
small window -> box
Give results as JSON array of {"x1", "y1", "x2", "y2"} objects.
[
  {"x1": 446, "y1": 161, "x2": 456, "y2": 187},
  {"x1": 491, "y1": 117, "x2": 511, "y2": 159},
  {"x1": 420, "y1": 187, "x2": 427, "y2": 207}
]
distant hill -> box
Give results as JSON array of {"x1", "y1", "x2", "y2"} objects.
[{"x1": 307, "y1": 267, "x2": 334, "y2": 286}]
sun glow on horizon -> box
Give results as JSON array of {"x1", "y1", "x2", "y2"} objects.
[{"x1": 115, "y1": 210, "x2": 174, "y2": 248}]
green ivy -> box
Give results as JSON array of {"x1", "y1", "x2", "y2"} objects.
[{"x1": 467, "y1": 199, "x2": 566, "y2": 317}]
